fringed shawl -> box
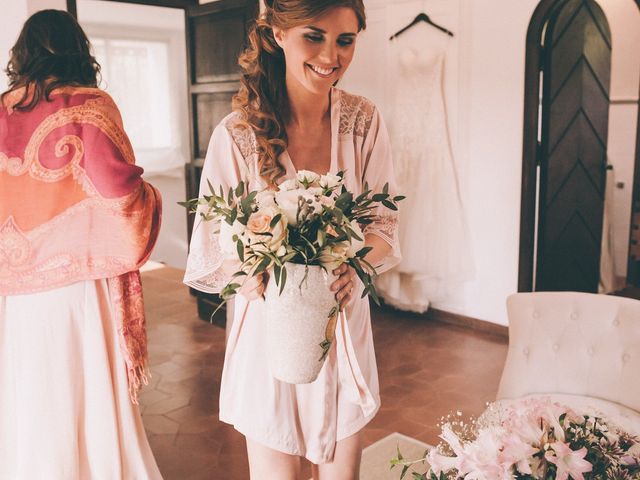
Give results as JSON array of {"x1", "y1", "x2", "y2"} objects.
[{"x1": 0, "y1": 86, "x2": 162, "y2": 403}]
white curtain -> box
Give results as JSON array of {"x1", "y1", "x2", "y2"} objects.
[{"x1": 91, "y1": 36, "x2": 186, "y2": 175}]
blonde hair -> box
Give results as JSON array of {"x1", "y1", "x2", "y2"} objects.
[{"x1": 232, "y1": 0, "x2": 366, "y2": 186}]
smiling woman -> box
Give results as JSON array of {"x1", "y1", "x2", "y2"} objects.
[
  {"x1": 232, "y1": 0, "x2": 366, "y2": 187},
  {"x1": 183, "y1": 0, "x2": 402, "y2": 479}
]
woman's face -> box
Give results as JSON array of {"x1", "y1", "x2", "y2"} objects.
[{"x1": 273, "y1": 7, "x2": 360, "y2": 96}]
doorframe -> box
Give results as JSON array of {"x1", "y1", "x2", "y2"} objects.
[
  {"x1": 628, "y1": 78, "x2": 640, "y2": 283},
  {"x1": 518, "y1": 0, "x2": 640, "y2": 292},
  {"x1": 67, "y1": 0, "x2": 198, "y2": 18}
]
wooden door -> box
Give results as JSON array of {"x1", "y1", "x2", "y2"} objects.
[
  {"x1": 184, "y1": 0, "x2": 259, "y2": 321},
  {"x1": 536, "y1": 0, "x2": 611, "y2": 292}
]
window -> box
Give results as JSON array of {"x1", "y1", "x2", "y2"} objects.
[
  {"x1": 86, "y1": 28, "x2": 188, "y2": 174},
  {"x1": 93, "y1": 37, "x2": 173, "y2": 150}
]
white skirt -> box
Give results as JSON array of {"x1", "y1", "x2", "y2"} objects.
[{"x1": 0, "y1": 280, "x2": 162, "y2": 480}]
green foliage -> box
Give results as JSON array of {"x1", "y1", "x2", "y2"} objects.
[{"x1": 179, "y1": 172, "x2": 405, "y2": 330}]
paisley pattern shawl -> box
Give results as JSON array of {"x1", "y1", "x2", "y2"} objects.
[{"x1": 0, "y1": 86, "x2": 162, "y2": 403}]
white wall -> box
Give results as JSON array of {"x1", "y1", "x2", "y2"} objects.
[
  {"x1": 343, "y1": 0, "x2": 639, "y2": 326},
  {"x1": 77, "y1": 0, "x2": 190, "y2": 269},
  {"x1": 343, "y1": 0, "x2": 538, "y2": 325},
  {"x1": 1, "y1": 1, "x2": 71, "y2": 90},
  {"x1": 600, "y1": 0, "x2": 640, "y2": 279},
  {"x1": 0, "y1": 2, "x2": 28, "y2": 91},
  {"x1": 459, "y1": 0, "x2": 539, "y2": 325},
  {"x1": 27, "y1": 0, "x2": 66, "y2": 13}
]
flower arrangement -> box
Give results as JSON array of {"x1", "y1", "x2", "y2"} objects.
[
  {"x1": 391, "y1": 398, "x2": 640, "y2": 480},
  {"x1": 182, "y1": 170, "x2": 403, "y2": 360}
]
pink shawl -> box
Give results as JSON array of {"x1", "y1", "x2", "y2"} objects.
[{"x1": 0, "y1": 86, "x2": 162, "y2": 402}]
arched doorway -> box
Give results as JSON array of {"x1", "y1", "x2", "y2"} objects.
[{"x1": 519, "y1": 0, "x2": 640, "y2": 293}]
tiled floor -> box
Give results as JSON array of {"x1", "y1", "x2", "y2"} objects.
[{"x1": 140, "y1": 267, "x2": 508, "y2": 479}]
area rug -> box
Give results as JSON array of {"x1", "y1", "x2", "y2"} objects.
[
  {"x1": 359, "y1": 432, "x2": 431, "y2": 480},
  {"x1": 308, "y1": 432, "x2": 431, "y2": 479}
]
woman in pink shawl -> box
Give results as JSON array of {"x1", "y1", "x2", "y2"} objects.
[
  {"x1": 184, "y1": 1, "x2": 400, "y2": 478},
  {"x1": 0, "y1": 10, "x2": 162, "y2": 479}
]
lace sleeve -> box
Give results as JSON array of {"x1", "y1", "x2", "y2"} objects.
[
  {"x1": 364, "y1": 214, "x2": 398, "y2": 246},
  {"x1": 183, "y1": 118, "x2": 245, "y2": 293},
  {"x1": 361, "y1": 106, "x2": 402, "y2": 274},
  {"x1": 183, "y1": 216, "x2": 228, "y2": 293}
]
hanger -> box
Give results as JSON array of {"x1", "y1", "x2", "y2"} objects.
[{"x1": 389, "y1": 13, "x2": 455, "y2": 40}]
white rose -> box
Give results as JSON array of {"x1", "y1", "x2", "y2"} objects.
[
  {"x1": 256, "y1": 189, "x2": 277, "y2": 208},
  {"x1": 244, "y1": 205, "x2": 288, "y2": 253},
  {"x1": 306, "y1": 187, "x2": 323, "y2": 197},
  {"x1": 318, "y1": 242, "x2": 350, "y2": 271},
  {"x1": 296, "y1": 170, "x2": 320, "y2": 185},
  {"x1": 319, "y1": 173, "x2": 342, "y2": 189},
  {"x1": 218, "y1": 219, "x2": 246, "y2": 255},
  {"x1": 275, "y1": 189, "x2": 303, "y2": 225},
  {"x1": 278, "y1": 178, "x2": 300, "y2": 191},
  {"x1": 347, "y1": 220, "x2": 365, "y2": 257}
]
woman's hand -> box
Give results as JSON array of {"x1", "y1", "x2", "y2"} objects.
[
  {"x1": 331, "y1": 263, "x2": 355, "y2": 310},
  {"x1": 239, "y1": 272, "x2": 267, "y2": 301}
]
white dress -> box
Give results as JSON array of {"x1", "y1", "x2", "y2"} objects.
[
  {"x1": 376, "y1": 26, "x2": 473, "y2": 313},
  {"x1": 0, "y1": 280, "x2": 162, "y2": 480},
  {"x1": 184, "y1": 88, "x2": 401, "y2": 464}
]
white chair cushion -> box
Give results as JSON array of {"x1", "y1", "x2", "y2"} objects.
[
  {"x1": 498, "y1": 292, "x2": 640, "y2": 412},
  {"x1": 495, "y1": 393, "x2": 640, "y2": 437}
]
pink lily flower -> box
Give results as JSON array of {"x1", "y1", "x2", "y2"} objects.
[{"x1": 545, "y1": 442, "x2": 592, "y2": 480}]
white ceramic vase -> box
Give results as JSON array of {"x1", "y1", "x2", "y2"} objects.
[{"x1": 264, "y1": 263, "x2": 337, "y2": 384}]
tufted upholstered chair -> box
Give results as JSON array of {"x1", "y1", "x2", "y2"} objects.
[{"x1": 496, "y1": 292, "x2": 640, "y2": 433}]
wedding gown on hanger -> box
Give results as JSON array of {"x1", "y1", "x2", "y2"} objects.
[{"x1": 377, "y1": 24, "x2": 473, "y2": 313}]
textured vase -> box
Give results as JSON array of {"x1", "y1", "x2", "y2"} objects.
[{"x1": 264, "y1": 263, "x2": 337, "y2": 384}]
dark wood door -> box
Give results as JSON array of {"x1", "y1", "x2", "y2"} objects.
[
  {"x1": 184, "y1": 0, "x2": 259, "y2": 321},
  {"x1": 536, "y1": 0, "x2": 611, "y2": 292}
]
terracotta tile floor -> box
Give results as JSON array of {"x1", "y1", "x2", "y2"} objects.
[{"x1": 140, "y1": 267, "x2": 508, "y2": 479}]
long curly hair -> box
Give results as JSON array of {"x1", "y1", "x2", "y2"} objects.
[
  {"x1": 2, "y1": 9, "x2": 101, "y2": 111},
  {"x1": 233, "y1": 0, "x2": 366, "y2": 186}
]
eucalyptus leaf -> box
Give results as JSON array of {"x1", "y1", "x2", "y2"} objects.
[
  {"x1": 274, "y1": 264, "x2": 282, "y2": 286},
  {"x1": 254, "y1": 256, "x2": 272, "y2": 274},
  {"x1": 269, "y1": 214, "x2": 282, "y2": 229},
  {"x1": 355, "y1": 246, "x2": 373, "y2": 258},
  {"x1": 206, "y1": 178, "x2": 215, "y2": 195},
  {"x1": 400, "y1": 465, "x2": 409, "y2": 479},
  {"x1": 279, "y1": 266, "x2": 287, "y2": 295},
  {"x1": 382, "y1": 199, "x2": 398, "y2": 211},
  {"x1": 236, "y1": 240, "x2": 245, "y2": 262}
]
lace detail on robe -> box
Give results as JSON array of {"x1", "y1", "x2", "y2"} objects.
[
  {"x1": 224, "y1": 114, "x2": 259, "y2": 161},
  {"x1": 183, "y1": 221, "x2": 228, "y2": 293},
  {"x1": 364, "y1": 214, "x2": 398, "y2": 246},
  {"x1": 184, "y1": 113, "x2": 255, "y2": 294},
  {"x1": 339, "y1": 91, "x2": 375, "y2": 138}
]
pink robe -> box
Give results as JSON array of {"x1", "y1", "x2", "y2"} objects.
[{"x1": 184, "y1": 88, "x2": 401, "y2": 464}]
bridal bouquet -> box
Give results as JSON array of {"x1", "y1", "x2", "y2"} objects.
[
  {"x1": 391, "y1": 398, "x2": 640, "y2": 480},
  {"x1": 182, "y1": 170, "x2": 403, "y2": 383}
]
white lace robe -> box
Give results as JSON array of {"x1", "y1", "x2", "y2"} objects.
[{"x1": 184, "y1": 88, "x2": 400, "y2": 464}]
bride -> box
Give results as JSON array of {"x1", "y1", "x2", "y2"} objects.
[{"x1": 184, "y1": 0, "x2": 401, "y2": 478}]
